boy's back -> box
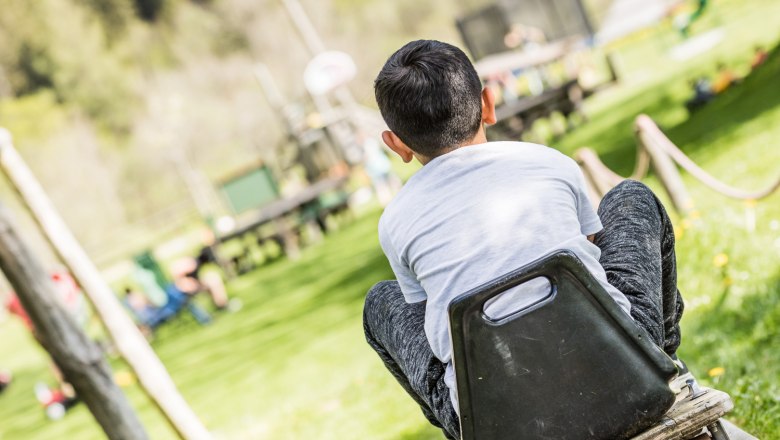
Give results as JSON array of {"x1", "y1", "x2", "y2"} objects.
[
  {"x1": 379, "y1": 140, "x2": 631, "y2": 408},
  {"x1": 364, "y1": 40, "x2": 684, "y2": 440}
]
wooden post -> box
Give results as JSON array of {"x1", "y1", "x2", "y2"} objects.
[
  {"x1": 280, "y1": 0, "x2": 326, "y2": 56},
  {"x1": 0, "y1": 128, "x2": 211, "y2": 440},
  {"x1": 635, "y1": 116, "x2": 694, "y2": 215},
  {"x1": 0, "y1": 204, "x2": 148, "y2": 440},
  {"x1": 279, "y1": 0, "x2": 361, "y2": 164}
]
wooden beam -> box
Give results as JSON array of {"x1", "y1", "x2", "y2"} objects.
[
  {"x1": 0, "y1": 128, "x2": 211, "y2": 440},
  {"x1": 634, "y1": 117, "x2": 694, "y2": 215},
  {"x1": 280, "y1": 0, "x2": 326, "y2": 56},
  {"x1": 0, "y1": 203, "x2": 148, "y2": 440}
]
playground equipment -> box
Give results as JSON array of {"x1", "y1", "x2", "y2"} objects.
[
  {"x1": 457, "y1": 0, "x2": 593, "y2": 61},
  {"x1": 214, "y1": 172, "x2": 348, "y2": 267},
  {"x1": 218, "y1": 164, "x2": 280, "y2": 215},
  {"x1": 450, "y1": 251, "x2": 750, "y2": 440},
  {"x1": 576, "y1": 115, "x2": 780, "y2": 216},
  {"x1": 199, "y1": 0, "x2": 387, "y2": 270}
]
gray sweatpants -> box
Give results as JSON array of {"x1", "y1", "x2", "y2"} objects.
[{"x1": 363, "y1": 180, "x2": 685, "y2": 439}]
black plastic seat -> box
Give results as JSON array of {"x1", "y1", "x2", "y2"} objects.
[{"x1": 448, "y1": 250, "x2": 678, "y2": 440}]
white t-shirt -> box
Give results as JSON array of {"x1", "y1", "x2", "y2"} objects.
[{"x1": 378, "y1": 141, "x2": 632, "y2": 411}]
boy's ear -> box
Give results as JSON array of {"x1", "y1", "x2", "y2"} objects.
[
  {"x1": 382, "y1": 130, "x2": 415, "y2": 163},
  {"x1": 481, "y1": 87, "x2": 497, "y2": 126}
]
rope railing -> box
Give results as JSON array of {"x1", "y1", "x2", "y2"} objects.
[
  {"x1": 636, "y1": 115, "x2": 780, "y2": 200},
  {"x1": 575, "y1": 114, "x2": 780, "y2": 215}
]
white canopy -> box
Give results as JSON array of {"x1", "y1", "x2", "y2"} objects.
[{"x1": 595, "y1": 0, "x2": 678, "y2": 45}]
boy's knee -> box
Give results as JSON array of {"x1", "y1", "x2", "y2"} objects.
[
  {"x1": 612, "y1": 180, "x2": 655, "y2": 200},
  {"x1": 363, "y1": 280, "x2": 403, "y2": 334},
  {"x1": 599, "y1": 180, "x2": 659, "y2": 216},
  {"x1": 365, "y1": 281, "x2": 401, "y2": 307}
]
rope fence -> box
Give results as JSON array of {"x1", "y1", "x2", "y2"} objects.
[{"x1": 575, "y1": 114, "x2": 780, "y2": 215}]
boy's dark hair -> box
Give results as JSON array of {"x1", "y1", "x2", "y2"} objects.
[{"x1": 374, "y1": 40, "x2": 483, "y2": 157}]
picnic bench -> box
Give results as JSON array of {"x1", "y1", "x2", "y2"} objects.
[
  {"x1": 449, "y1": 250, "x2": 754, "y2": 440},
  {"x1": 215, "y1": 173, "x2": 349, "y2": 273},
  {"x1": 490, "y1": 79, "x2": 584, "y2": 139}
]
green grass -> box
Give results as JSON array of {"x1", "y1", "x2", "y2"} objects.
[
  {"x1": 2, "y1": 0, "x2": 780, "y2": 438},
  {"x1": 0, "y1": 212, "x2": 442, "y2": 439},
  {"x1": 550, "y1": 2, "x2": 780, "y2": 436}
]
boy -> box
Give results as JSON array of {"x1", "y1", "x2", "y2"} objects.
[{"x1": 363, "y1": 40, "x2": 684, "y2": 440}]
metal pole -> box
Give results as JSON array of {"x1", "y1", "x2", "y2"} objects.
[
  {"x1": 280, "y1": 0, "x2": 326, "y2": 56},
  {"x1": 170, "y1": 147, "x2": 216, "y2": 221},
  {"x1": 0, "y1": 128, "x2": 211, "y2": 440}
]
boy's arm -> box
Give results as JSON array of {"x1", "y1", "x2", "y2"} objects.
[
  {"x1": 567, "y1": 158, "x2": 604, "y2": 237},
  {"x1": 378, "y1": 223, "x2": 427, "y2": 303}
]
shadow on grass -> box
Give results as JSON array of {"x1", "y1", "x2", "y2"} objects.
[
  {"x1": 229, "y1": 249, "x2": 390, "y2": 335},
  {"x1": 665, "y1": 43, "x2": 780, "y2": 147}
]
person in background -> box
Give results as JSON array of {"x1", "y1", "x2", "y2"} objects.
[
  {"x1": 123, "y1": 287, "x2": 157, "y2": 326},
  {"x1": 685, "y1": 77, "x2": 715, "y2": 112},
  {"x1": 132, "y1": 264, "x2": 167, "y2": 308},
  {"x1": 136, "y1": 280, "x2": 211, "y2": 330},
  {"x1": 172, "y1": 252, "x2": 230, "y2": 311},
  {"x1": 711, "y1": 62, "x2": 736, "y2": 94},
  {"x1": 2, "y1": 272, "x2": 83, "y2": 419},
  {"x1": 0, "y1": 370, "x2": 11, "y2": 395},
  {"x1": 751, "y1": 45, "x2": 768, "y2": 70},
  {"x1": 361, "y1": 133, "x2": 401, "y2": 207}
]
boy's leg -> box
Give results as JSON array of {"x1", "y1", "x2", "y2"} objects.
[
  {"x1": 363, "y1": 281, "x2": 460, "y2": 440},
  {"x1": 594, "y1": 180, "x2": 685, "y2": 355}
]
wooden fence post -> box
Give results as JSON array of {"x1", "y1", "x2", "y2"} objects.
[
  {"x1": 635, "y1": 116, "x2": 694, "y2": 216},
  {"x1": 0, "y1": 204, "x2": 148, "y2": 440},
  {"x1": 0, "y1": 128, "x2": 211, "y2": 440}
]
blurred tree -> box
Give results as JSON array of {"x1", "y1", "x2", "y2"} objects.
[
  {"x1": 80, "y1": 0, "x2": 135, "y2": 40},
  {"x1": 14, "y1": 43, "x2": 56, "y2": 96},
  {"x1": 134, "y1": 0, "x2": 166, "y2": 21},
  {"x1": 0, "y1": 1, "x2": 52, "y2": 96}
]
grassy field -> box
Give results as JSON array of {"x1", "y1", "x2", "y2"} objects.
[{"x1": 2, "y1": 0, "x2": 780, "y2": 438}]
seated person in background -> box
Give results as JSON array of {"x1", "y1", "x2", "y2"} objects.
[
  {"x1": 172, "y1": 255, "x2": 230, "y2": 310},
  {"x1": 751, "y1": 45, "x2": 768, "y2": 70},
  {"x1": 123, "y1": 287, "x2": 157, "y2": 325},
  {"x1": 0, "y1": 369, "x2": 11, "y2": 395},
  {"x1": 685, "y1": 77, "x2": 715, "y2": 111},
  {"x1": 711, "y1": 62, "x2": 736, "y2": 94},
  {"x1": 131, "y1": 280, "x2": 212, "y2": 330},
  {"x1": 361, "y1": 132, "x2": 402, "y2": 207},
  {"x1": 363, "y1": 40, "x2": 685, "y2": 439},
  {"x1": 3, "y1": 285, "x2": 80, "y2": 417}
]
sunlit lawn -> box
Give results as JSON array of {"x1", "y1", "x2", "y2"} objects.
[
  {"x1": 2, "y1": 0, "x2": 780, "y2": 438},
  {"x1": 0, "y1": 211, "x2": 441, "y2": 439}
]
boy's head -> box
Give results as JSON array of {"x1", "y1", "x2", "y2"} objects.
[{"x1": 374, "y1": 40, "x2": 495, "y2": 163}]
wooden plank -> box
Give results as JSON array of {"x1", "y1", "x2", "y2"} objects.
[
  {"x1": 633, "y1": 374, "x2": 733, "y2": 440},
  {"x1": 219, "y1": 176, "x2": 347, "y2": 242},
  {"x1": 494, "y1": 82, "x2": 575, "y2": 122},
  {"x1": 473, "y1": 39, "x2": 575, "y2": 78}
]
